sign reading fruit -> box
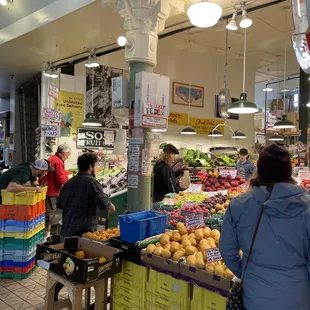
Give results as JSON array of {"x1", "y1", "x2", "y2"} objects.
[{"x1": 184, "y1": 212, "x2": 205, "y2": 230}]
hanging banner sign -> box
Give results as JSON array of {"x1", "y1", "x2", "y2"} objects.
[
  {"x1": 128, "y1": 174, "x2": 138, "y2": 188},
  {"x1": 189, "y1": 118, "x2": 224, "y2": 135},
  {"x1": 184, "y1": 212, "x2": 205, "y2": 230},
  {"x1": 168, "y1": 112, "x2": 188, "y2": 126},
  {"x1": 48, "y1": 83, "x2": 59, "y2": 100},
  {"x1": 76, "y1": 128, "x2": 115, "y2": 149},
  {"x1": 127, "y1": 144, "x2": 140, "y2": 173},
  {"x1": 141, "y1": 148, "x2": 152, "y2": 176},
  {"x1": 205, "y1": 247, "x2": 222, "y2": 263},
  {"x1": 42, "y1": 108, "x2": 62, "y2": 123},
  {"x1": 41, "y1": 125, "x2": 61, "y2": 137}
]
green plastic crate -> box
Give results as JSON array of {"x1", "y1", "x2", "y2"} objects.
[
  {"x1": 0, "y1": 230, "x2": 44, "y2": 250},
  {"x1": 0, "y1": 266, "x2": 37, "y2": 279}
]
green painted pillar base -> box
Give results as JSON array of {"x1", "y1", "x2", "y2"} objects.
[{"x1": 127, "y1": 62, "x2": 154, "y2": 213}]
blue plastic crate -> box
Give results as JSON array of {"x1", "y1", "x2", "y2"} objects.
[
  {"x1": 0, "y1": 214, "x2": 45, "y2": 233},
  {"x1": 0, "y1": 256, "x2": 35, "y2": 268},
  {"x1": 0, "y1": 247, "x2": 36, "y2": 262},
  {"x1": 119, "y1": 211, "x2": 168, "y2": 244}
]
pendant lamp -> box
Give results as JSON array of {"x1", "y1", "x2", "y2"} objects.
[
  {"x1": 152, "y1": 128, "x2": 167, "y2": 132},
  {"x1": 208, "y1": 129, "x2": 223, "y2": 137},
  {"x1": 273, "y1": 115, "x2": 295, "y2": 129},
  {"x1": 83, "y1": 67, "x2": 102, "y2": 127},
  {"x1": 187, "y1": 0, "x2": 222, "y2": 28},
  {"x1": 232, "y1": 131, "x2": 247, "y2": 139},
  {"x1": 269, "y1": 133, "x2": 284, "y2": 141},
  {"x1": 228, "y1": 29, "x2": 258, "y2": 114},
  {"x1": 181, "y1": 41, "x2": 196, "y2": 135}
]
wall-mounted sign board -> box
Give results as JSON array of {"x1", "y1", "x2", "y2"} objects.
[{"x1": 76, "y1": 128, "x2": 116, "y2": 149}]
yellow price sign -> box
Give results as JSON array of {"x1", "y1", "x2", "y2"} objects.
[
  {"x1": 168, "y1": 112, "x2": 188, "y2": 126},
  {"x1": 189, "y1": 118, "x2": 224, "y2": 135}
]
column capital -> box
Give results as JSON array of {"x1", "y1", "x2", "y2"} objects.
[{"x1": 116, "y1": 0, "x2": 185, "y2": 66}]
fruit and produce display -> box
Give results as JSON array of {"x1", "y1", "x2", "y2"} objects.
[
  {"x1": 74, "y1": 250, "x2": 107, "y2": 263},
  {"x1": 97, "y1": 168, "x2": 127, "y2": 195},
  {"x1": 174, "y1": 192, "x2": 207, "y2": 206},
  {"x1": 194, "y1": 171, "x2": 246, "y2": 192},
  {"x1": 146, "y1": 223, "x2": 235, "y2": 280},
  {"x1": 83, "y1": 228, "x2": 120, "y2": 241},
  {"x1": 300, "y1": 180, "x2": 310, "y2": 192},
  {"x1": 199, "y1": 193, "x2": 230, "y2": 215}
]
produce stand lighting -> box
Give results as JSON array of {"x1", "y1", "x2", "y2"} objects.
[
  {"x1": 152, "y1": 128, "x2": 167, "y2": 132},
  {"x1": 239, "y1": 7, "x2": 253, "y2": 28},
  {"x1": 269, "y1": 133, "x2": 284, "y2": 141},
  {"x1": 43, "y1": 63, "x2": 59, "y2": 79},
  {"x1": 82, "y1": 113, "x2": 102, "y2": 127},
  {"x1": 0, "y1": 0, "x2": 7, "y2": 5},
  {"x1": 226, "y1": 12, "x2": 238, "y2": 31},
  {"x1": 232, "y1": 131, "x2": 247, "y2": 139},
  {"x1": 263, "y1": 87, "x2": 273, "y2": 92},
  {"x1": 187, "y1": 0, "x2": 222, "y2": 28},
  {"x1": 181, "y1": 125, "x2": 196, "y2": 135},
  {"x1": 306, "y1": 102, "x2": 310, "y2": 107},
  {"x1": 208, "y1": 129, "x2": 223, "y2": 137},
  {"x1": 273, "y1": 115, "x2": 295, "y2": 129},
  {"x1": 85, "y1": 49, "x2": 100, "y2": 68}
]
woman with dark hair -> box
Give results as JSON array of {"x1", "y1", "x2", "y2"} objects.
[{"x1": 219, "y1": 144, "x2": 310, "y2": 310}]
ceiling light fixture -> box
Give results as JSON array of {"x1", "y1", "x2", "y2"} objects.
[
  {"x1": 117, "y1": 36, "x2": 127, "y2": 47},
  {"x1": 0, "y1": 0, "x2": 8, "y2": 5},
  {"x1": 239, "y1": 7, "x2": 253, "y2": 28},
  {"x1": 208, "y1": 129, "x2": 223, "y2": 137},
  {"x1": 269, "y1": 133, "x2": 284, "y2": 141},
  {"x1": 263, "y1": 87, "x2": 273, "y2": 92},
  {"x1": 273, "y1": 115, "x2": 295, "y2": 129},
  {"x1": 228, "y1": 29, "x2": 258, "y2": 114},
  {"x1": 306, "y1": 102, "x2": 310, "y2": 107},
  {"x1": 280, "y1": 88, "x2": 290, "y2": 93},
  {"x1": 152, "y1": 128, "x2": 167, "y2": 132},
  {"x1": 181, "y1": 124, "x2": 197, "y2": 135},
  {"x1": 43, "y1": 63, "x2": 59, "y2": 79},
  {"x1": 187, "y1": 0, "x2": 222, "y2": 28},
  {"x1": 226, "y1": 12, "x2": 238, "y2": 31},
  {"x1": 232, "y1": 131, "x2": 247, "y2": 139},
  {"x1": 85, "y1": 49, "x2": 99, "y2": 68}
]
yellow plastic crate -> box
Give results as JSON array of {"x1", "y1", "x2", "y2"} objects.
[
  {"x1": 115, "y1": 260, "x2": 149, "y2": 289},
  {"x1": 146, "y1": 301, "x2": 189, "y2": 310},
  {"x1": 147, "y1": 270, "x2": 190, "y2": 308},
  {"x1": 114, "y1": 294, "x2": 146, "y2": 309},
  {"x1": 114, "y1": 279, "x2": 146, "y2": 300},
  {"x1": 15, "y1": 191, "x2": 39, "y2": 206},
  {"x1": 39, "y1": 187, "x2": 48, "y2": 202},
  {"x1": 0, "y1": 224, "x2": 44, "y2": 239},
  {"x1": 113, "y1": 302, "x2": 144, "y2": 310},
  {"x1": 1, "y1": 190, "x2": 15, "y2": 205}
]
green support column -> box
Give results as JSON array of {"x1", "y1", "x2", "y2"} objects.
[{"x1": 127, "y1": 62, "x2": 154, "y2": 212}]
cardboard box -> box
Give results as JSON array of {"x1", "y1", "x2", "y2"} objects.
[
  {"x1": 180, "y1": 262, "x2": 231, "y2": 295},
  {"x1": 36, "y1": 237, "x2": 122, "y2": 284},
  {"x1": 141, "y1": 249, "x2": 180, "y2": 277}
]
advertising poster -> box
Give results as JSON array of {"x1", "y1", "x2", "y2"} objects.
[
  {"x1": 189, "y1": 118, "x2": 224, "y2": 135},
  {"x1": 55, "y1": 91, "x2": 85, "y2": 137}
]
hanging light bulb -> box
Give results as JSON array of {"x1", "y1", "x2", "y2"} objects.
[
  {"x1": 44, "y1": 63, "x2": 58, "y2": 79},
  {"x1": 181, "y1": 124, "x2": 196, "y2": 135},
  {"x1": 263, "y1": 87, "x2": 273, "y2": 92},
  {"x1": 82, "y1": 113, "x2": 102, "y2": 127},
  {"x1": 273, "y1": 115, "x2": 295, "y2": 129},
  {"x1": 152, "y1": 128, "x2": 167, "y2": 132},
  {"x1": 269, "y1": 133, "x2": 284, "y2": 141},
  {"x1": 0, "y1": 0, "x2": 8, "y2": 5},
  {"x1": 117, "y1": 36, "x2": 127, "y2": 47},
  {"x1": 208, "y1": 129, "x2": 223, "y2": 137},
  {"x1": 239, "y1": 8, "x2": 253, "y2": 29},
  {"x1": 306, "y1": 102, "x2": 310, "y2": 107},
  {"x1": 232, "y1": 131, "x2": 247, "y2": 139},
  {"x1": 226, "y1": 12, "x2": 238, "y2": 31},
  {"x1": 85, "y1": 49, "x2": 99, "y2": 68},
  {"x1": 187, "y1": 0, "x2": 222, "y2": 28}
]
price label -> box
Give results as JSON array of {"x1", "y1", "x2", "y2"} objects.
[
  {"x1": 163, "y1": 197, "x2": 175, "y2": 206},
  {"x1": 188, "y1": 184, "x2": 202, "y2": 193},
  {"x1": 219, "y1": 168, "x2": 237, "y2": 179},
  {"x1": 298, "y1": 169, "x2": 310, "y2": 180},
  {"x1": 205, "y1": 247, "x2": 222, "y2": 263},
  {"x1": 184, "y1": 212, "x2": 205, "y2": 230},
  {"x1": 184, "y1": 202, "x2": 198, "y2": 208}
]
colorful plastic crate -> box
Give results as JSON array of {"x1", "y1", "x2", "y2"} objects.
[
  {"x1": 0, "y1": 229, "x2": 44, "y2": 250},
  {"x1": 191, "y1": 285, "x2": 226, "y2": 310},
  {"x1": 0, "y1": 223, "x2": 44, "y2": 239},
  {"x1": 0, "y1": 256, "x2": 36, "y2": 273},
  {"x1": 0, "y1": 200, "x2": 45, "y2": 221},
  {"x1": 0, "y1": 247, "x2": 36, "y2": 263},
  {"x1": 0, "y1": 265, "x2": 37, "y2": 279},
  {"x1": 0, "y1": 214, "x2": 45, "y2": 233},
  {"x1": 1, "y1": 187, "x2": 47, "y2": 206}
]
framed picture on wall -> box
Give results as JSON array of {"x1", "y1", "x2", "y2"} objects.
[
  {"x1": 215, "y1": 95, "x2": 240, "y2": 120},
  {"x1": 173, "y1": 82, "x2": 204, "y2": 108}
]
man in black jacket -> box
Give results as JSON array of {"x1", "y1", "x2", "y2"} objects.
[{"x1": 153, "y1": 144, "x2": 181, "y2": 202}]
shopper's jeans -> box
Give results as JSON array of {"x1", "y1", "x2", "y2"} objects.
[{"x1": 54, "y1": 228, "x2": 92, "y2": 301}]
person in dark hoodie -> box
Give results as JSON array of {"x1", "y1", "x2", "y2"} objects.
[
  {"x1": 220, "y1": 144, "x2": 310, "y2": 310},
  {"x1": 236, "y1": 148, "x2": 256, "y2": 180},
  {"x1": 153, "y1": 144, "x2": 182, "y2": 202}
]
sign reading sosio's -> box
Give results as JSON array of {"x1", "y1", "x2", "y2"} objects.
[{"x1": 76, "y1": 128, "x2": 115, "y2": 149}]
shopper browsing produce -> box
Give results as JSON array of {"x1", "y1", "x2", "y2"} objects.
[
  {"x1": 220, "y1": 144, "x2": 310, "y2": 310},
  {"x1": 153, "y1": 144, "x2": 189, "y2": 202},
  {"x1": 40, "y1": 144, "x2": 71, "y2": 240},
  {"x1": 0, "y1": 159, "x2": 54, "y2": 196},
  {"x1": 236, "y1": 148, "x2": 255, "y2": 180}
]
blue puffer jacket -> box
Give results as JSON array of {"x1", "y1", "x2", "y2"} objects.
[{"x1": 219, "y1": 183, "x2": 310, "y2": 310}]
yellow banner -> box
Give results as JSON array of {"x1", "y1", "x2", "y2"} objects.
[
  {"x1": 168, "y1": 112, "x2": 188, "y2": 126},
  {"x1": 189, "y1": 118, "x2": 224, "y2": 135},
  {"x1": 55, "y1": 91, "x2": 85, "y2": 137}
]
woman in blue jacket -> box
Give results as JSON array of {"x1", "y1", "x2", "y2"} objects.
[{"x1": 219, "y1": 144, "x2": 310, "y2": 310}]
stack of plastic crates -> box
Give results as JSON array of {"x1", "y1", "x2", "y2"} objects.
[{"x1": 0, "y1": 187, "x2": 47, "y2": 279}]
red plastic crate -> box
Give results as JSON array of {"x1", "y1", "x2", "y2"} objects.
[
  {"x1": 0, "y1": 201, "x2": 46, "y2": 221},
  {"x1": 0, "y1": 259, "x2": 35, "y2": 273}
]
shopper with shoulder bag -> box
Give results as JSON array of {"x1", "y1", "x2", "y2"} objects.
[{"x1": 219, "y1": 144, "x2": 310, "y2": 310}]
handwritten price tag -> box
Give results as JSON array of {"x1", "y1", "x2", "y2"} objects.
[
  {"x1": 205, "y1": 247, "x2": 222, "y2": 263},
  {"x1": 188, "y1": 183, "x2": 202, "y2": 193},
  {"x1": 219, "y1": 168, "x2": 237, "y2": 179},
  {"x1": 184, "y1": 212, "x2": 205, "y2": 230},
  {"x1": 298, "y1": 169, "x2": 310, "y2": 180},
  {"x1": 163, "y1": 197, "x2": 175, "y2": 206}
]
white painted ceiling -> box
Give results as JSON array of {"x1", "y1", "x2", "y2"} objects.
[{"x1": 0, "y1": 0, "x2": 300, "y2": 97}]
